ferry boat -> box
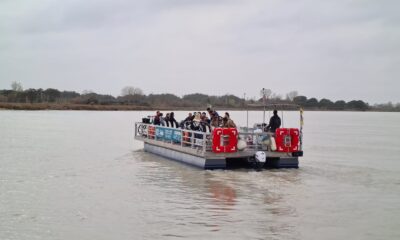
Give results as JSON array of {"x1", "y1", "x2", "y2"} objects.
[{"x1": 134, "y1": 105, "x2": 304, "y2": 170}]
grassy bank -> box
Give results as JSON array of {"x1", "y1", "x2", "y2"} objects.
[
  {"x1": 0, "y1": 103, "x2": 153, "y2": 111},
  {"x1": 0, "y1": 102, "x2": 398, "y2": 112},
  {"x1": 0, "y1": 103, "x2": 227, "y2": 111}
]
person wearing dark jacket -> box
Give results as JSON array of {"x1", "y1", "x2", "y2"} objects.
[
  {"x1": 153, "y1": 111, "x2": 161, "y2": 125},
  {"x1": 266, "y1": 110, "x2": 281, "y2": 132},
  {"x1": 169, "y1": 112, "x2": 179, "y2": 128},
  {"x1": 164, "y1": 113, "x2": 170, "y2": 127},
  {"x1": 184, "y1": 112, "x2": 193, "y2": 122}
]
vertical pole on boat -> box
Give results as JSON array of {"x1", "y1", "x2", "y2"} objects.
[
  {"x1": 134, "y1": 123, "x2": 137, "y2": 137},
  {"x1": 191, "y1": 130, "x2": 195, "y2": 148},
  {"x1": 181, "y1": 129, "x2": 183, "y2": 147},
  {"x1": 263, "y1": 105, "x2": 265, "y2": 124},
  {"x1": 262, "y1": 88, "x2": 266, "y2": 124},
  {"x1": 244, "y1": 93, "x2": 249, "y2": 130},
  {"x1": 202, "y1": 132, "x2": 206, "y2": 153},
  {"x1": 246, "y1": 109, "x2": 249, "y2": 130},
  {"x1": 299, "y1": 107, "x2": 304, "y2": 151}
]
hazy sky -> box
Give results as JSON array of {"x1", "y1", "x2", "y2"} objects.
[{"x1": 1, "y1": 0, "x2": 399, "y2": 103}]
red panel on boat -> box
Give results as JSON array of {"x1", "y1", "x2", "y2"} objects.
[{"x1": 275, "y1": 128, "x2": 299, "y2": 152}]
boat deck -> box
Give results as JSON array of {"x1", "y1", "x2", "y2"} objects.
[{"x1": 134, "y1": 122, "x2": 301, "y2": 169}]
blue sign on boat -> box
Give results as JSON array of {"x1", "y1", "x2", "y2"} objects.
[
  {"x1": 156, "y1": 127, "x2": 179, "y2": 142},
  {"x1": 172, "y1": 130, "x2": 182, "y2": 143},
  {"x1": 156, "y1": 127, "x2": 165, "y2": 140},
  {"x1": 164, "y1": 128, "x2": 173, "y2": 141}
]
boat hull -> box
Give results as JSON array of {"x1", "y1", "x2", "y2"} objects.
[
  {"x1": 143, "y1": 142, "x2": 298, "y2": 170},
  {"x1": 144, "y1": 143, "x2": 226, "y2": 169}
]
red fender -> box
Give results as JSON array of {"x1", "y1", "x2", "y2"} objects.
[{"x1": 275, "y1": 128, "x2": 300, "y2": 152}]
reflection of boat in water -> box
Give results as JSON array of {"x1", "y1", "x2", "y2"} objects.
[
  {"x1": 134, "y1": 104, "x2": 304, "y2": 170},
  {"x1": 208, "y1": 181, "x2": 237, "y2": 206}
]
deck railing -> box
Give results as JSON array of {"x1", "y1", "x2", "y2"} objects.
[
  {"x1": 135, "y1": 122, "x2": 289, "y2": 153},
  {"x1": 135, "y1": 122, "x2": 212, "y2": 153}
]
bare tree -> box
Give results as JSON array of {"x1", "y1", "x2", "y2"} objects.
[
  {"x1": 121, "y1": 86, "x2": 143, "y2": 96},
  {"x1": 271, "y1": 93, "x2": 283, "y2": 100},
  {"x1": 82, "y1": 90, "x2": 94, "y2": 95},
  {"x1": 260, "y1": 88, "x2": 272, "y2": 101},
  {"x1": 11, "y1": 81, "x2": 23, "y2": 92},
  {"x1": 286, "y1": 91, "x2": 298, "y2": 101}
]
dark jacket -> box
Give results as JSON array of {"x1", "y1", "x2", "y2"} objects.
[
  {"x1": 169, "y1": 112, "x2": 179, "y2": 128},
  {"x1": 164, "y1": 116, "x2": 170, "y2": 127},
  {"x1": 267, "y1": 115, "x2": 281, "y2": 132}
]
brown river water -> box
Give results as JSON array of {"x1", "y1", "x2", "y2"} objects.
[{"x1": 1, "y1": 110, "x2": 399, "y2": 240}]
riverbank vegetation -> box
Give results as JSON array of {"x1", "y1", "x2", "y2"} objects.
[{"x1": 1, "y1": 82, "x2": 399, "y2": 111}]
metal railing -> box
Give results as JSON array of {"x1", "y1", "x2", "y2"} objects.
[
  {"x1": 237, "y1": 131, "x2": 276, "y2": 151},
  {"x1": 135, "y1": 122, "x2": 212, "y2": 153},
  {"x1": 135, "y1": 122, "x2": 292, "y2": 153}
]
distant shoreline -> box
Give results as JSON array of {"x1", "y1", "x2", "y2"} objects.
[
  {"x1": 0, "y1": 102, "x2": 398, "y2": 112},
  {"x1": 0, "y1": 103, "x2": 158, "y2": 111}
]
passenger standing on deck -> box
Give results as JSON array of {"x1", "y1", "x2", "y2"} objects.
[
  {"x1": 191, "y1": 112, "x2": 202, "y2": 131},
  {"x1": 180, "y1": 112, "x2": 193, "y2": 129},
  {"x1": 184, "y1": 112, "x2": 194, "y2": 122},
  {"x1": 266, "y1": 110, "x2": 281, "y2": 132},
  {"x1": 164, "y1": 113, "x2": 170, "y2": 127},
  {"x1": 169, "y1": 112, "x2": 179, "y2": 128},
  {"x1": 207, "y1": 107, "x2": 220, "y2": 128},
  {"x1": 160, "y1": 113, "x2": 167, "y2": 126},
  {"x1": 201, "y1": 112, "x2": 208, "y2": 122},
  {"x1": 222, "y1": 112, "x2": 236, "y2": 128},
  {"x1": 153, "y1": 111, "x2": 161, "y2": 125},
  {"x1": 200, "y1": 112, "x2": 210, "y2": 132}
]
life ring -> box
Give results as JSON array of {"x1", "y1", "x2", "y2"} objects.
[
  {"x1": 275, "y1": 128, "x2": 299, "y2": 152},
  {"x1": 212, "y1": 128, "x2": 238, "y2": 153}
]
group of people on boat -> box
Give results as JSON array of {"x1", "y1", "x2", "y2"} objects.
[
  {"x1": 152, "y1": 108, "x2": 237, "y2": 132},
  {"x1": 151, "y1": 108, "x2": 281, "y2": 133},
  {"x1": 153, "y1": 111, "x2": 179, "y2": 128}
]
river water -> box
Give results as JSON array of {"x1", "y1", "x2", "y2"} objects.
[{"x1": 0, "y1": 110, "x2": 399, "y2": 240}]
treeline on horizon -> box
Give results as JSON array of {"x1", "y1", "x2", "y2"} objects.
[{"x1": 1, "y1": 82, "x2": 399, "y2": 112}]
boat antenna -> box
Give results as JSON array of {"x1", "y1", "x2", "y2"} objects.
[
  {"x1": 260, "y1": 88, "x2": 268, "y2": 124},
  {"x1": 244, "y1": 93, "x2": 249, "y2": 130}
]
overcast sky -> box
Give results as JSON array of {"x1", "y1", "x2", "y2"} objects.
[{"x1": 1, "y1": 0, "x2": 399, "y2": 103}]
